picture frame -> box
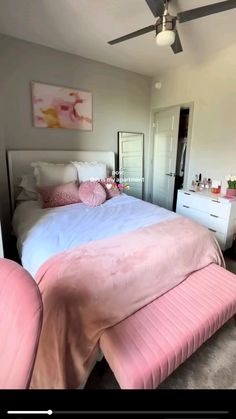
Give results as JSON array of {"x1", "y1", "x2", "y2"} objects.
[{"x1": 31, "y1": 81, "x2": 93, "y2": 131}]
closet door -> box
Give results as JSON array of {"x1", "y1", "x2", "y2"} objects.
[{"x1": 118, "y1": 132, "x2": 144, "y2": 200}]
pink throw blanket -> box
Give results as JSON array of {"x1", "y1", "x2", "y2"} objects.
[{"x1": 30, "y1": 217, "x2": 224, "y2": 389}]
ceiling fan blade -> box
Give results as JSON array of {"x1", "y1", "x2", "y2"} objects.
[
  {"x1": 108, "y1": 25, "x2": 155, "y2": 45},
  {"x1": 145, "y1": 0, "x2": 165, "y2": 17},
  {"x1": 171, "y1": 30, "x2": 183, "y2": 54},
  {"x1": 178, "y1": 0, "x2": 236, "y2": 24}
]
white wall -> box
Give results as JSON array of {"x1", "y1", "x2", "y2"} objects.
[
  {"x1": 150, "y1": 42, "x2": 236, "y2": 192},
  {"x1": 0, "y1": 34, "x2": 151, "y2": 252}
]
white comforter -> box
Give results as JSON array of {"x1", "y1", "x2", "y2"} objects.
[{"x1": 13, "y1": 194, "x2": 178, "y2": 277}]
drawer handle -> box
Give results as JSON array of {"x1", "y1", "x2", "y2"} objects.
[
  {"x1": 211, "y1": 199, "x2": 220, "y2": 203},
  {"x1": 210, "y1": 214, "x2": 219, "y2": 218},
  {"x1": 183, "y1": 205, "x2": 190, "y2": 209},
  {"x1": 184, "y1": 192, "x2": 191, "y2": 195},
  {"x1": 208, "y1": 228, "x2": 216, "y2": 233}
]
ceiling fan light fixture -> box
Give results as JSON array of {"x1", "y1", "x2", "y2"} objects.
[
  {"x1": 155, "y1": 12, "x2": 176, "y2": 47},
  {"x1": 155, "y1": 29, "x2": 175, "y2": 46}
]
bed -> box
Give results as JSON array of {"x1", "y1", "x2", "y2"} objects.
[
  {"x1": 13, "y1": 194, "x2": 179, "y2": 278},
  {"x1": 10, "y1": 149, "x2": 180, "y2": 278},
  {"x1": 8, "y1": 149, "x2": 225, "y2": 389}
]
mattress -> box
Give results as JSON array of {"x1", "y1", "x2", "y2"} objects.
[{"x1": 12, "y1": 194, "x2": 178, "y2": 277}]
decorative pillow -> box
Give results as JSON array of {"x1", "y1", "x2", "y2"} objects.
[
  {"x1": 100, "y1": 177, "x2": 121, "y2": 199},
  {"x1": 71, "y1": 161, "x2": 107, "y2": 182},
  {"x1": 78, "y1": 181, "x2": 106, "y2": 207},
  {"x1": 37, "y1": 182, "x2": 81, "y2": 208},
  {"x1": 16, "y1": 174, "x2": 38, "y2": 201},
  {"x1": 31, "y1": 162, "x2": 78, "y2": 187}
]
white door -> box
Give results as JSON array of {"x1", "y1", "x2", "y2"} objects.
[
  {"x1": 152, "y1": 106, "x2": 180, "y2": 210},
  {"x1": 118, "y1": 132, "x2": 144, "y2": 199}
]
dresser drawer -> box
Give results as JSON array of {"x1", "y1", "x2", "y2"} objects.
[
  {"x1": 177, "y1": 191, "x2": 230, "y2": 219},
  {"x1": 176, "y1": 204, "x2": 228, "y2": 234},
  {"x1": 177, "y1": 204, "x2": 207, "y2": 226},
  {"x1": 206, "y1": 199, "x2": 230, "y2": 219},
  {"x1": 177, "y1": 191, "x2": 203, "y2": 211},
  {"x1": 205, "y1": 212, "x2": 228, "y2": 234},
  {"x1": 177, "y1": 204, "x2": 227, "y2": 250}
]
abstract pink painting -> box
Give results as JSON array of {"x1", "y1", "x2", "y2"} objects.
[{"x1": 32, "y1": 82, "x2": 92, "y2": 131}]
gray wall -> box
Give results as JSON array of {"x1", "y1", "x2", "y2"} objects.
[
  {"x1": 0, "y1": 97, "x2": 11, "y2": 253},
  {"x1": 0, "y1": 34, "x2": 151, "y2": 253}
]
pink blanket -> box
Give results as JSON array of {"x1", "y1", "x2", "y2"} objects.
[{"x1": 30, "y1": 217, "x2": 224, "y2": 389}]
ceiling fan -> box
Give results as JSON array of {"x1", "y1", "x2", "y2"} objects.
[{"x1": 108, "y1": 0, "x2": 236, "y2": 54}]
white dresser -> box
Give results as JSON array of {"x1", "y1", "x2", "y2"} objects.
[{"x1": 176, "y1": 189, "x2": 236, "y2": 251}]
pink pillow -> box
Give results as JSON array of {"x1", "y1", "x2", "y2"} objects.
[
  {"x1": 78, "y1": 181, "x2": 106, "y2": 207},
  {"x1": 37, "y1": 182, "x2": 82, "y2": 208},
  {"x1": 100, "y1": 177, "x2": 121, "y2": 199}
]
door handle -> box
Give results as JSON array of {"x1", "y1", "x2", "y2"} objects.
[
  {"x1": 165, "y1": 173, "x2": 176, "y2": 177},
  {"x1": 210, "y1": 214, "x2": 219, "y2": 218}
]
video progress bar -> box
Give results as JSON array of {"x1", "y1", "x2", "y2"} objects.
[{"x1": 7, "y1": 411, "x2": 230, "y2": 416}]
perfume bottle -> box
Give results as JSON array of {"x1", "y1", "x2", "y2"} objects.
[{"x1": 207, "y1": 178, "x2": 212, "y2": 189}]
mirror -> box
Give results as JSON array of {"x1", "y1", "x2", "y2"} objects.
[{"x1": 118, "y1": 131, "x2": 144, "y2": 200}]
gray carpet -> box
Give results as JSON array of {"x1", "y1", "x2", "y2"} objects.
[{"x1": 85, "y1": 257, "x2": 236, "y2": 389}]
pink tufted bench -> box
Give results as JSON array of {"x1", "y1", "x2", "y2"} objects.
[{"x1": 100, "y1": 263, "x2": 236, "y2": 389}]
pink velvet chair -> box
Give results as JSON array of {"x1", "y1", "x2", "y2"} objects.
[{"x1": 0, "y1": 258, "x2": 43, "y2": 389}]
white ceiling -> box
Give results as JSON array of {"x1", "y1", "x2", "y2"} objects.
[{"x1": 0, "y1": 0, "x2": 236, "y2": 77}]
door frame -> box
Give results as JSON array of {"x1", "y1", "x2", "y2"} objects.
[{"x1": 148, "y1": 101, "x2": 194, "y2": 203}]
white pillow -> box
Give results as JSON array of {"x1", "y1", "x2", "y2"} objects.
[
  {"x1": 16, "y1": 189, "x2": 38, "y2": 202},
  {"x1": 16, "y1": 174, "x2": 38, "y2": 202},
  {"x1": 19, "y1": 174, "x2": 37, "y2": 193},
  {"x1": 31, "y1": 162, "x2": 78, "y2": 187},
  {"x1": 71, "y1": 161, "x2": 107, "y2": 182}
]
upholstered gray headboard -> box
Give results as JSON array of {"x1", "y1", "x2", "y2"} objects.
[{"x1": 7, "y1": 149, "x2": 115, "y2": 209}]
